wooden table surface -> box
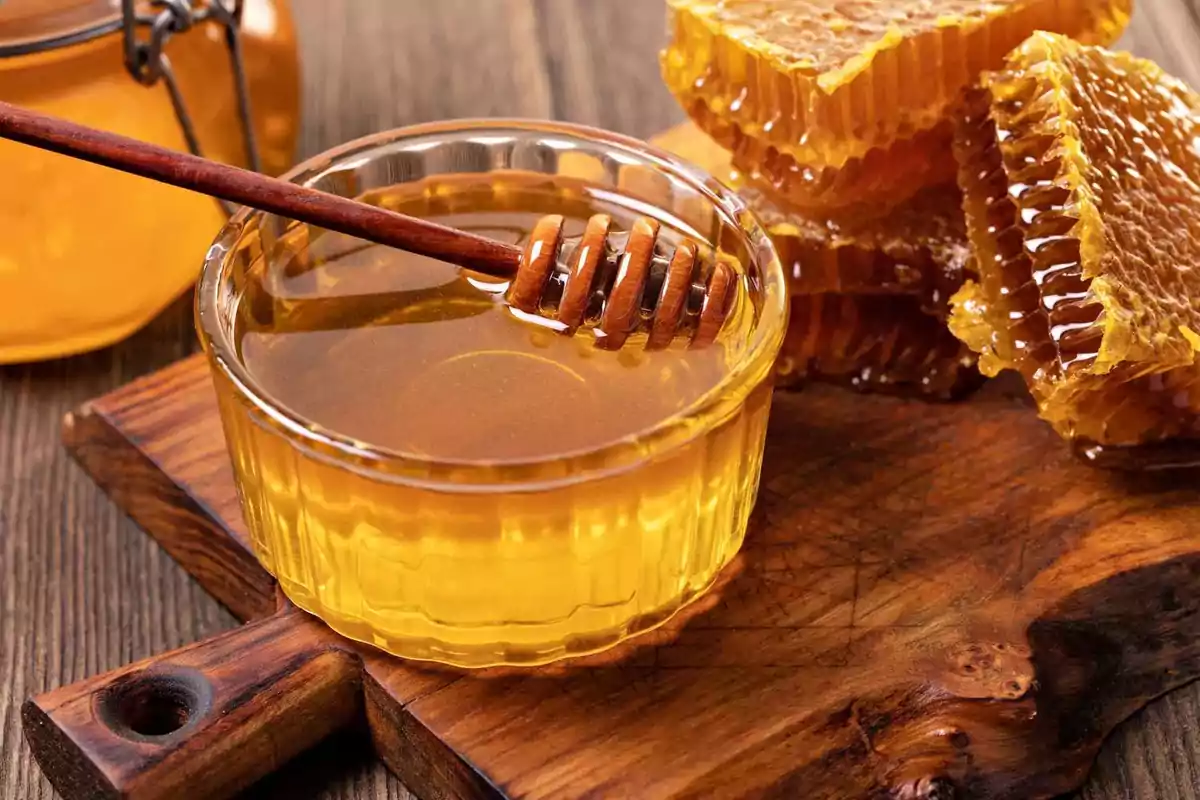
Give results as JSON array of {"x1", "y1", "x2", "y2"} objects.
[{"x1": 3, "y1": 2, "x2": 1200, "y2": 798}]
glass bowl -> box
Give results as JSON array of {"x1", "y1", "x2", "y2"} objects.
[{"x1": 196, "y1": 119, "x2": 787, "y2": 668}]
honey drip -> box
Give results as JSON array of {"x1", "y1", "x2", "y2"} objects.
[
  {"x1": 662, "y1": 0, "x2": 1132, "y2": 209},
  {"x1": 949, "y1": 33, "x2": 1200, "y2": 446}
]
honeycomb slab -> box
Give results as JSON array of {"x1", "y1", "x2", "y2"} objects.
[
  {"x1": 685, "y1": 96, "x2": 956, "y2": 210},
  {"x1": 652, "y1": 123, "x2": 980, "y2": 400},
  {"x1": 662, "y1": 0, "x2": 1132, "y2": 207},
  {"x1": 653, "y1": 123, "x2": 972, "y2": 314},
  {"x1": 950, "y1": 33, "x2": 1200, "y2": 446},
  {"x1": 780, "y1": 293, "x2": 981, "y2": 399}
]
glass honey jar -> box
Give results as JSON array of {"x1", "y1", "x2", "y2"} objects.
[
  {"x1": 0, "y1": 0, "x2": 299, "y2": 363},
  {"x1": 196, "y1": 120, "x2": 788, "y2": 668}
]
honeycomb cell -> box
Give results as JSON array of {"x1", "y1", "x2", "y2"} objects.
[
  {"x1": 779, "y1": 293, "x2": 982, "y2": 400},
  {"x1": 949, "y1": 33, "x2": 1200, "y2": 446},
  {"x1": 662, "y1": 0, "x2": 1132, "y2": 208},
  {"x1": 685, "y1": 95, "x2": 956, "y2": 210},
  {"x1": 653, "y1": 123, "x2": 972, "y2": 315}
]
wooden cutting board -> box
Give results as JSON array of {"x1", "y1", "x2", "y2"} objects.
[{"x1": 20, "y1": 350, "x2": 1200, "y2": 800}]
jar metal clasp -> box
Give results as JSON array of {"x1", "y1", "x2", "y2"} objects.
[{"x1": 122, "y1": 0, "x2": 261, "y2": 214}]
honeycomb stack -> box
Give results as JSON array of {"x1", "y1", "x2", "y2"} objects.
[
  {"x1": 653, "y1": 122, "x2": 979, "y2": 398},
  {"x1": 657, "y1": 0, "x2": 1132, "y2": 401},
  {"x1": 951, "y1": 32, "x2": 1200, "y2": 448}
]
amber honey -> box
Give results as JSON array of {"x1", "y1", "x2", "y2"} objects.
[
  {"x1": 0, "y1": 0, "x2": 299, "y2": 362},
  {"x1": 199, "y1": 122, "x2": 787, "y2": 667},
  {"x1": 239, "y1": 178, "x2": 739, "y2": 460}
]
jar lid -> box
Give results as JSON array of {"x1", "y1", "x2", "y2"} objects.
[{"x1": 0, "y1": 1, "x2": 124, "y2": 58}]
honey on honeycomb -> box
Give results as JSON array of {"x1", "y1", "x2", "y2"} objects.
[
  {"x1": 949, "y1": 33, "x2": 1200, "y2": 446},
  {"x1": 651, "y1": 123, "x2": 980, "y2": 400},
  {"x1": 653, "y1": 123, "x2": 973, "y2": 314},
  {"x1": 685, "y1": 95, "x2": 956, "y2": 210},
  {"x1": 662, "y1": 0, "x2": 1133, "y2": 208},
  {"x1": 779, "y1": 293, "x2": 982, "y2": 399}
]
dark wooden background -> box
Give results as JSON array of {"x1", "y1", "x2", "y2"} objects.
[{"x1": 3, "y1": 2, "x2": 1200, "y2": 798}]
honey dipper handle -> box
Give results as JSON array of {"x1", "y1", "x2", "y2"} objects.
[
  {"x1": 0, "y1": 100, "x2": 522, "y2": 278},
  {"x1": 21, "y1": 609, "x2": 360, "y2": 800}
]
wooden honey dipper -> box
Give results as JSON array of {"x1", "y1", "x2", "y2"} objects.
[
  {"x1": 0, "y1": 101, "x2": 735, "y2": 350},
  {"x1": 512, "y1": 214, "x2": 735, "y2": 349}
]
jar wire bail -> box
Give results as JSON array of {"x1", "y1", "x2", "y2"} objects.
[{"x1": 121, "y1": 0, "x2": 262, "y2": 216}]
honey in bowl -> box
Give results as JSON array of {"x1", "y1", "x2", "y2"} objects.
[
  {"x1": 239, "y1": 175, "x2": 738, "y2": 462},
  {"x1": 199, "y1": 121, "x2": 787, "y2": 668}
]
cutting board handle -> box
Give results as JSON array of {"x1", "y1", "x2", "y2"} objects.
[{"x1": 21, "y1": 607, "x2": 361, "y2": 800}]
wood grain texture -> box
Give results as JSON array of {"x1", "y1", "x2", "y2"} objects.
[
  {"x1": 24, "y1": 608, "x2": 360, "y2": 800},
  {"x1": 4, "y1": 1, "x2": 1200, "y2": 798}
]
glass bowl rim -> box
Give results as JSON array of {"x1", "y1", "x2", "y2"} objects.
[{"x1": 196, "y1": 117, "x2": 787, "y2": 489}]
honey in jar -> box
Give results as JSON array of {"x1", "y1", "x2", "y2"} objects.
[
  {"x1": 198, "y1": 122, "x2": 787, "y2": 667},
  {"x1": 0, "y1": 0, "x2": 299, "y2": 362}
]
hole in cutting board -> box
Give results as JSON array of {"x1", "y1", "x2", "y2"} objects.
[{"x1": 98, "y1": 667, "x2": 214, "y2": 741}]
